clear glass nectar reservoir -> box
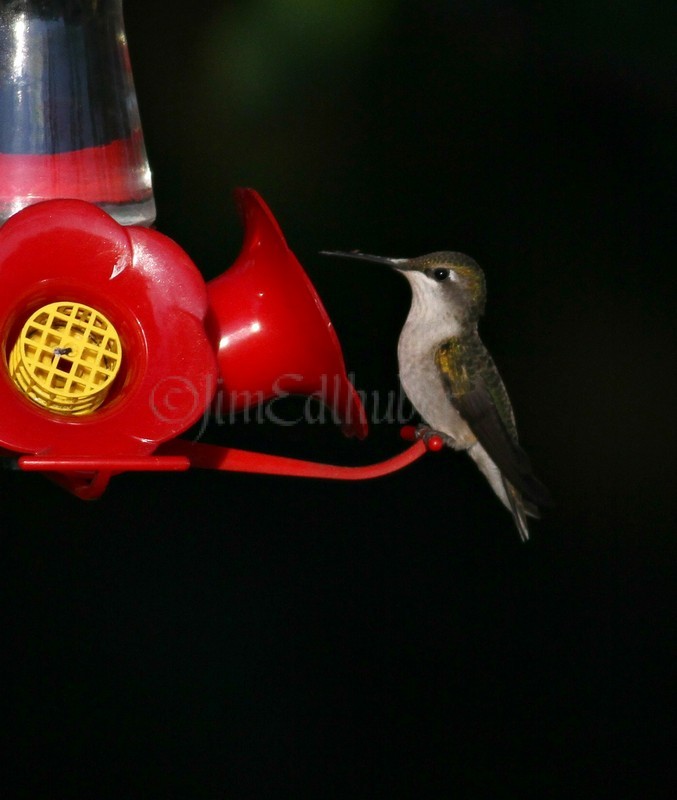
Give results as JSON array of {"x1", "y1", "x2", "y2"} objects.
[{"x1": 0, "y1": 0, "x2": 155, "y2": 226}]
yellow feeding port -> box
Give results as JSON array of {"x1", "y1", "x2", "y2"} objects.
[{"x1": 9, "y1": 301, "x2": 122, "y2": 415}]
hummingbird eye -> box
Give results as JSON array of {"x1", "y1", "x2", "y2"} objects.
[{"x1": 432, "y1": 268, "x2": 450, "y2": 282}]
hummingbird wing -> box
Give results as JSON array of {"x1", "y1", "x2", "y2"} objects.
[{"x1": 435, "y1": 339, "x2": 553, "y2": 510}]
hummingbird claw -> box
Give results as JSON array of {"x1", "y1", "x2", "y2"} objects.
[
  {"x1": 414, "y1": 424, "x2": 447, "y2": 450},
  {"x1": 400, "y1": 425, "x2": 445, "y2": 451}
]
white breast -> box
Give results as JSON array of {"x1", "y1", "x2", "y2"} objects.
[{"x1": 397, "y1": 306, "x2": 476, "y2": 450}]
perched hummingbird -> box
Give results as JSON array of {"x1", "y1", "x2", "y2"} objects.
[{"x1": 322, "y1": 250, "x2": 552, "y2": 540}]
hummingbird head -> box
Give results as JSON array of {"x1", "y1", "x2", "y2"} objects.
[{"x1": 321, "y1": 250, "x2": 487, "y2": 328}]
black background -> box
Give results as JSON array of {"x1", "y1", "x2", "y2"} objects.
[{"x1": 2, "y1": 1, "x2": 675, "y2": 796}]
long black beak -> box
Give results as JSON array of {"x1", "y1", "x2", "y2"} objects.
[{"x1": 320, "y1": 250, "x2": 409, "y2": 270}]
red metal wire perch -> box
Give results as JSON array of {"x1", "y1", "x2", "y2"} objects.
[
  {"x1": 16, "y1": 455, "x2": 190, "y2": 500},
  {"x1": 163, "y1": 425, "x2": 443, "y2": 479},
  {"x1": 162, "y1": 437, "x2": 432, "y2": 481},
  {"x1": 17, "y1": 455, "x2": 191, "y2": 472},
  {"x1": 13, "y1": 427, "x2": 443, "y2": 487}
]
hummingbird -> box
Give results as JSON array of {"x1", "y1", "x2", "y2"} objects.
[{"x1": 321, "y1": 250, "x2": 552, "y2": 540}]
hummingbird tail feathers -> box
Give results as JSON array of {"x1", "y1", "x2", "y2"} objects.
[
  {"x1": 523, "y1": 499, "x2": 541, "y2": 519},
  {"x1": 467, "y1": 442, "x2": 533, "y2": 541},
  {"x1": 503, "y1": 479, "x2": 530, "y2": 542}
]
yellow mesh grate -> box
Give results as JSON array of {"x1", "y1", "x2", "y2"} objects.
[{"x1": 9, "y1": 301, "x2": 122, "y2": 415}]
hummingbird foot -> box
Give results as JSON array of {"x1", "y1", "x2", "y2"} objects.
[
  {"x1": 400, "y1": 425, "x2": 445, "y2": 451},
  {"x1": 416, "y1": 422, "x2": 454, "y2": 447}
]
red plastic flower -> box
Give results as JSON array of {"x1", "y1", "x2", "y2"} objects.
[{"x1": 0, "y1": 199, "x2": 218, "y2": 457}]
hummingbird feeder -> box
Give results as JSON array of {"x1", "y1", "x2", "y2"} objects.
[{"x1": 0, "y1": 0, "x2": 440, "y2": 499}]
